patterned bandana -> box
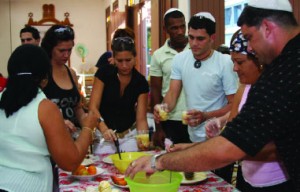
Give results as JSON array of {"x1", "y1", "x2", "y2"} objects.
[{"x1": 229, "y1": 31, "x2": 255, "y2": 56}]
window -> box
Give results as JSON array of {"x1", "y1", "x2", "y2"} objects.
[
  {"x1": 234, "y1": 5, "x2": 242, "y2": 23},
  {"x1": 224, "y1": 0, "x2": 249, "y2": 46},
  {"x1": 225, "y1": 7, "x2": 232, "y2": 25}
]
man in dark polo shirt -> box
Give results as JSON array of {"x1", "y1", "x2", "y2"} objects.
[{"x1": 125, "y1": 0, "x2": 299, "y2": 191}]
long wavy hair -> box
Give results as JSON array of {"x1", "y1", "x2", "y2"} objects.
[{"x1": 0, "y1": 44, "x2": 51, "y2": 117}]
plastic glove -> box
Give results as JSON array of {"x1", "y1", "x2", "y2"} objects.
[
  {"x1": 164, "y1": 138, "x2": 174, "y2": 152},
  {"x1": 205, "y1": 117, "x2": 222, "y2": 138}
]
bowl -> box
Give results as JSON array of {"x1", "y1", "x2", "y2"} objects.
[
  {"x1": 125, "y1": 171, "x2": 182, "y2": 192},
  {"x1": 109, "y1": 152, "x2": 149, "y2": 174}
]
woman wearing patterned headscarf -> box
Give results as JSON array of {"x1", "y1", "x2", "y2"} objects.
[{"x1": 206, "y1": 30, "x2": 293, "y2": 191}]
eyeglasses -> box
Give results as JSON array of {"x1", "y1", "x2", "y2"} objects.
[
  {"x1": 194, "y1": 60, "x2": 201, "y2": 69},
  {"x1": 112, "y1": 37, "x2": 134, "y2": 46},
  {"x1": 54, "y1": 27, "x2": 74, "y2": 38}
]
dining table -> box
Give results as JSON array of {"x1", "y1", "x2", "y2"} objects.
[{"x1": 58, "y1": 151, "x2": 240, "y2": 192}]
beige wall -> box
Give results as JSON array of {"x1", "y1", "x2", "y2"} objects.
[
  {"x1": 0, "y1": 0, "x2": 11, "y2": 76},
  {"x1": 0, "y1": 0, "x2": 107, "y2": 77}
]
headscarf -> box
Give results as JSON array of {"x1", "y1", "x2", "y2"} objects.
[{"x1": 229, "y1": 31, "x2": 255, "y2": 56}]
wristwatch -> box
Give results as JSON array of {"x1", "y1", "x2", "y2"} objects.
[
  {"x1": 98, "y1": 116, "x2": 104, "y2": 123},
  {"x1": 151, "y1": 154, "x2": 164, "y2": 171}
]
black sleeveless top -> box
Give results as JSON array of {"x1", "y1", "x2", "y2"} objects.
[{"x1": 43, "y1": 65, "x2": 81, "y2": 126}]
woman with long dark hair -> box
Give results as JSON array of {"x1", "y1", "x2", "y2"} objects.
[
  {"x1": 0, "y1": 45, "x2": 97, "y2": 192},
  {"x1": 41, "y1": 25, "x2": 86, "y2": 133}
]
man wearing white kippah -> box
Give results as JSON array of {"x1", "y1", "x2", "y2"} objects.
[
  {"x1": 125, "y1": 1, "x2": 299, "y2": 191},
  {"x1": 154, "y1": 12, "x2": 238, "y2": 143}
]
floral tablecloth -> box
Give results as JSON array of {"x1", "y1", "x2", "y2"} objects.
[{"x1": 59, "y1": 153, "x2": 239, "y2": 192}]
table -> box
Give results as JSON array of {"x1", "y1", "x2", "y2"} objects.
[{"x1": 59, "y1": 153, "x2": 240, "y2": 192}]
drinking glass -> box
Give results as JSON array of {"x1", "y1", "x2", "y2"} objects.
[{"x1": 136, "y1": 130, "x2": 150, "y2": 151}]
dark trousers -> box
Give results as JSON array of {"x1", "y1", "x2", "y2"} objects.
[
  {"x1": 212, "y1": 163, "x2": 235, "y2": 184},
  {"x1": 160, "y1": 120, "x2": 191, "y2": 144}
]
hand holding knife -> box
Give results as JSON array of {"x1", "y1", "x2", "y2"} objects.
[{"x1": 113, "y1": 130, "x2": 122, "y2": 160}]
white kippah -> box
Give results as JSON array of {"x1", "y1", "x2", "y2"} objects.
[
  {"x1": 163, "y1": 8, "x2": 183, "y2": 19},
  {"x1": 194, "y1": 12, "x2": 216, "y2": 22},
  {"x1": 248, "y1": 0, "x2": 292, "y2": 12}
]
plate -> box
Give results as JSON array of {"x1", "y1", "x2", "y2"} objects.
[
  {"x1": 111, "y1": 182, "x2": 129, "y2": 189},
  {"x1": 180, "y1": 172, "x2": 207, "y2": 185},
  {"x1": 71, "y1": 167, "x2": 104, "y2": 181},
  {"x1": 81, "y1": 158, "x2": 94, "y2": 166},
  {"x1": 102, "y1": 155, "x2": 113, "y2": 164}
]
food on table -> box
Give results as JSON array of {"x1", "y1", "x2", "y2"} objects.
[
  {"x1": 111, "y1": 175, "x2": 127, "y2": 186},
  {"x1": 88, "y1": 165, "x2": 97, "y2": 175},
  {"x1": 184, "y1": 172, "x2": 195, "y2": 180},
  {"x1": 72, "y1": 165, "x2": 97, "y2": 176},
  {"x1": 98, "y1": 181, "x2": 112, "y2": 192}
]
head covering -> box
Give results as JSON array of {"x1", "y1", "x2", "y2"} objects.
[
  {"x1": 230, "y1": 31, "x2": 254, "y2": 56},
  {"x1": 248, "y1": 0, "x2": 292, "y2": 12},
  {"x1": 194, "y1": 12, "x2": 215, "y2": 23},
  {"x1": 163, "y1": 8, "x2": 183, "y2": 19}
]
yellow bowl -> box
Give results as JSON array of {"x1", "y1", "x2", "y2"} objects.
[{"x1": 110, "y1": 152, "x2": 149, "y2": 174}]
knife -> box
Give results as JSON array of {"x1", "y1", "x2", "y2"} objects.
[{"x1": 113, "y1": 130, "x2": 122, "y2": 160}]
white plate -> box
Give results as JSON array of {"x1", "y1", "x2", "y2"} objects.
[
  {"x1": 180, "y1": 172, "x2": 207, "y2": 185},
  {"x1": 102, "y1": 156, "x2": 113, "y2": 164},
  {"x1": 72, "y1": 167, "x2": 104, "y2": 181},
  {"x1": 81, "y1": 158, "x2": 94, "y2": 166},
  {"x1": 111, "y1": 181, "x2": 129, "y2": 189}
]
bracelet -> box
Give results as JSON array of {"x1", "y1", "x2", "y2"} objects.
[
  {"x1": 82, "y1": 127, "x2": 96, "y2": 141},
  {"x1": 151, "y1": 154, "x2": 164, "y2": 171}
]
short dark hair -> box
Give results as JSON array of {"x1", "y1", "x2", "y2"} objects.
[
  {"x1": 237, "y1": 6, "x2": 298, "y2": 28},
  {"x1": 188, "y1": 15, "x2": 216, "y2": 35},
  {"x1": 111, "y1": 37, "x2": 136, "y2": 57},
  {"x1": 164, "y1": 10, "x2": 185, "y2": 27},
  {"x1": 41, "y1": 25, "x2": 74, "y2": 59},
  {"x1": 20, "y1": 26, "x2": 40, "y2": 39},
  {"x1": 0, "y1": 45, "x2": 50, "y2": 117}
]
